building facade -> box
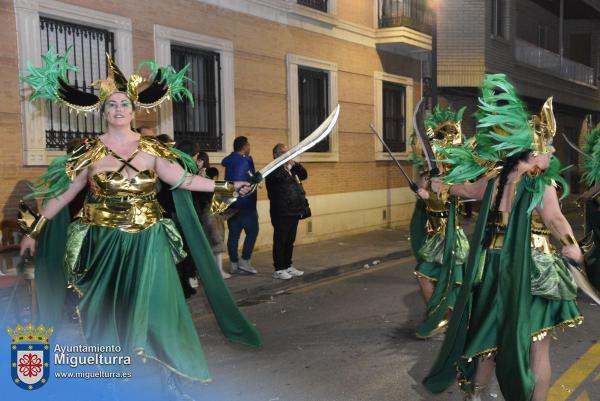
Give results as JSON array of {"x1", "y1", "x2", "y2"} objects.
[
  {"x1": 437, "y1": 0, "x2": 600, "y2": 189},
  {"x1": 2, "y1": 0, "x2": 432, "y2": 249}
]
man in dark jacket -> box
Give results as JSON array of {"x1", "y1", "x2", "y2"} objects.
[
  {"x1": 266, "y1": 143, "x2": 308, "y2": 280},
  {"x1": 222, "y1": 136, "x2": 259, "y2": 274}
]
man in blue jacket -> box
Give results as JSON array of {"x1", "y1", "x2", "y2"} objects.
[{"x1": 222, "y1": 136, "x2": 259, "y2": 274}]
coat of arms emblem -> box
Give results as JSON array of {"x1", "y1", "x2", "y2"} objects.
[{"x1": 8, "y1": 323, "x2": 53, "y2": 390}]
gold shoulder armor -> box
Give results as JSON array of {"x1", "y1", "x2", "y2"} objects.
[
  {"x1": 138, "y1": 136, "x2": 180, "y2": 161},
  {"x1": 65, "y1": 138, "x2": 107, "y2": 181}
]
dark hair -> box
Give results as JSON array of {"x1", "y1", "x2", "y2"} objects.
[
  {"x1": 196, "y1": 151, "x2": 210, "y2": 169},
  {"x1": 272, "y1": 143, "x2": 286, "y2": 156},
  {"x1": 175, "y1": 140, "x2": 195, "y2": 157},
  {"x1": 233, "y1": 136, "x2": 249, "y2": 152},
  {"x1": 205, "y1": 167, "x2": 219, "y2": 179},
  {"x1": 492, "y1": 151, "x2": 531, "y2": 214},
  {"x1": 155, "y1": 134, "x2": 173, "y2": 144}
]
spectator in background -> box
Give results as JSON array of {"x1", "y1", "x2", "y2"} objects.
[
  {"x1": 266, "y1": 143, "x2": 308, "y2": 280},
  {"x1": 221, "y1": 136, "x2": 259, "y2": 274},
  {"x1": 135, "y1": 126, "x2": 156, "y2": 137}
]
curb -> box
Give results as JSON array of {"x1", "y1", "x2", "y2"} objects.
[{"x1": 233, "y1": 247, "x2": 415, "y2": 306}]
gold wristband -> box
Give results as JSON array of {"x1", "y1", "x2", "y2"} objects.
[
  {"x1": 27, "y1": 215, "x2": 48, "y2": 240},
  {"x1": 559, "y1": 233, "x2": 577, "y2": 247},
  {"x1": 213, "y1": 181, "x2": 238, "y2": 196}
]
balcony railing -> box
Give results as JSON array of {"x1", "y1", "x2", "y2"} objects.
[
  {"x1": 297, "y1": 0, "x2": 328, "y2": 12},
  {"x1": 515, "y1": 39, "x2": 597, "y2": 86},
  {"x1": 378, "y1": 0, "x2": 433, "y2": 34}
]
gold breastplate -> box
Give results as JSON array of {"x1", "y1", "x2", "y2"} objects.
[
  {"x1": 424, "y1": 192, "x2": 451, "y2": 235},
  {"x1": 80, "y1": 169, "x2": 162, "y2": 232},
  {"x1": 89, "y1": 169, "x2": 158, "y2": 198}
]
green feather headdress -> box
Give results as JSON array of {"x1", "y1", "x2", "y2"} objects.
[
  {"x1": 581, "y1": 124, "x2": 600, "y2": 187},
  {"x1": 440, "y1": 74, "x2": 535, "y2": 184},
  {"x1": 21, "y1": 47, "x2": 194, "y2": 112},
  {"x1": 528, "y1": 156, "x2": 571, "y2": 212},
  {"x1": 407, "y1": 130, "x2": 425, "y2": 172}
]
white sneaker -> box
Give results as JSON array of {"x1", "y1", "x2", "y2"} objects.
[
  {"x1": 230, "y1": 261, "x2": 239, "y2": 274},
  {"x1": 286, "y1": 266, "x2": 304, "y2": 277},
  {"x1": 273, "y1": 270, "x2": 293, "y2": 280},
  {"x1": 188, "y1": 277, "x2": 199, "y2": 288},
  {"x1": 238, "y1": 258, "x2": 257, "y2": 274}
]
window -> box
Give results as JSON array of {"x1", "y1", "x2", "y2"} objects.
[
  {"x1": 491, "y1": 0, "x2": 505, "y2": 38},
  {"x1": 15, "y1": 0, "x2": 132, "y2": 165},
  {"x1": 171, "y1": 45, "x2": 222, "y2": 151},
  {"x1": 298, "y1": 67, "x2": 329, "y2": 152},
  {"x1": 297, "y1": 0, "x2": 328, "y2": 12},
  {"x1": 154, "y1": 25, "x2": 234, "y2": 160},
  {"x1": 286, "y1": 54, "x2": 338, "y2": 162},
  {"x1": 39, "y1": 17, "x2": 115, "y2": 150},
  {"x1": 382, "y1": 81, "x2": 406, "y2": 152},
  {"x1": 373, "y1": 72, "x2": 413, "y2": 160}
]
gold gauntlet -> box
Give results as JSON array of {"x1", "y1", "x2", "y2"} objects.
[
  {"x1": 213, "y1": 181, "x2": 237, "y2": 195},
  {"x1": 210, "y1": 181, "x2": 239, "y2": 215},
  {"x1": 559, "y1": 233, "x2": 578, "y2": 247},
  {"x1": 17, "y1": 201, "x2": 48, "y2": 240}
]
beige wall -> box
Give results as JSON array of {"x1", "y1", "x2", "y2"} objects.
[{"x1": 1, "y1": 0, "x2": 423, "y2": 246}]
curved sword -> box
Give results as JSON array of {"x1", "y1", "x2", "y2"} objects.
[
  {"x1": 561, "y1": 133, "x2": 591, "y2": 160},
  {"x1": 413, "y1": 97, "x2": 439, "y2": 176},
  {"x1": 253, "y1": 104, "x2": 340, "y2": 182}
]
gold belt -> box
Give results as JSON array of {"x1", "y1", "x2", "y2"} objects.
[
  {"x1": 80, "y1": 199, "x2": 163, "y2": 233},
  {"x1": 487, "y1": 227, "x2": 554, "y2": 253},
  {"x1": 426, "y1": 215, "x2": 448, "y2": 235}
]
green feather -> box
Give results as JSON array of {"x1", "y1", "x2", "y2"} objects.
[
  {"x1": 25, "y1": 154, "x2": 71, "y2": 204},
  {"x1": 20, "y1": 47, "x2": 79, "y2": 103},
  {"x1": 527, "y1": 156, "x2": 570, "y2": 213},
  {"x1": 160, "y1": 64, "x2": 194, "y2": 105},
  {"x1": 582, "y1": 125, "x2": 600, "y2": 187}
]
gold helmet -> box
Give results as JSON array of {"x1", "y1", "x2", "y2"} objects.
[{"x1": 529, "y1": 97, "x2": 556, "y2": 154}]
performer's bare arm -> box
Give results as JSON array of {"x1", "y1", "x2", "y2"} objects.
[
  {"x1": 431, "y1": 176, "x2": 488, "y2": 200},
  {"x1": 155, "y1": 156, "x2": 254, "y2": 194},
  {"x1": 19, "y1": 170, "x2": 88, "y2": 256},
  {"x1": 537, "y1": 185, "x2": 583, "y2": 264}
]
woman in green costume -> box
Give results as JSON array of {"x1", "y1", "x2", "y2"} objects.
[
  {"x1": 413, "y1": 106, "x2": 470, "y2": 338},
  {"x1": 423, "y1": 74, "x2": 583, "y2": 401},
  {"x1": 18, "y1": 50, "x2": 262, "y2": 384},
  {"x1": 578, "y1": 124, "x2": 600, "y2": 290}
]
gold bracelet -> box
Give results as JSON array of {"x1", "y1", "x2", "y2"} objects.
[
  {"x1": 559, "y1": 233, "x2": 577, "y2": 246},
  {"x1": 213, "y1": 181, "x2": 237, "y2": 196},
  {"x1": 27, "y1": 215, "x2": 48, "y2": 240}
]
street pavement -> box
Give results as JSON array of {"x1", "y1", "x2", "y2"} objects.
[
  {"x1": 180, "y1": 205, "x2": 600, "y2": 401},
  {"x1": 185, "y1": 257, "x2": 600, "y2": 401}
]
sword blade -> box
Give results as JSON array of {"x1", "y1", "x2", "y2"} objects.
[
  {"x1": 413, "y1": 97, "x2": 438, "y2": 175},
  {"x1": 561, "y1": 133, "x2": 591, "y2": 159},
  {"x1": 369, "y1": 123, "x2": 418, "y2": 192},
  {"x1": 258, "y1": 105, "x2": 340, "y2": 179}
]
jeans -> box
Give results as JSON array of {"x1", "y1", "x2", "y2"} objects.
[
  {"x1": 227, "y1": 208, "x2": 259, "y2": 262},
  {"x1": 271, "y1": 215, "x2": 300, "y2": 271}
]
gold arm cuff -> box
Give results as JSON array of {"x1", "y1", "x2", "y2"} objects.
[
  {"x1": 214, "y1": 181, "x2": 238, "y2": 196},
  {"x1": 27, "y1": 215, "x2": 48, "y2": 240},
  {"x1": 559, "y1": 233, "x2": 578, "y2": 246}
]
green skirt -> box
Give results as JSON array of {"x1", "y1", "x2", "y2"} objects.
[
  {"x1": 415, "y1": 229, "x2": 468, "y2": 338},
  {"x1": 65, "y1": 219, "x2": 211, "y2": 382},
  {"x1": 460, "y1": 250, "x2": 583, "y2": 367}
]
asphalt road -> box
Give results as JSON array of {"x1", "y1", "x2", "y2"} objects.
[{"x1": 184, "y1": 256, "x2": 600, "y2": 401}]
